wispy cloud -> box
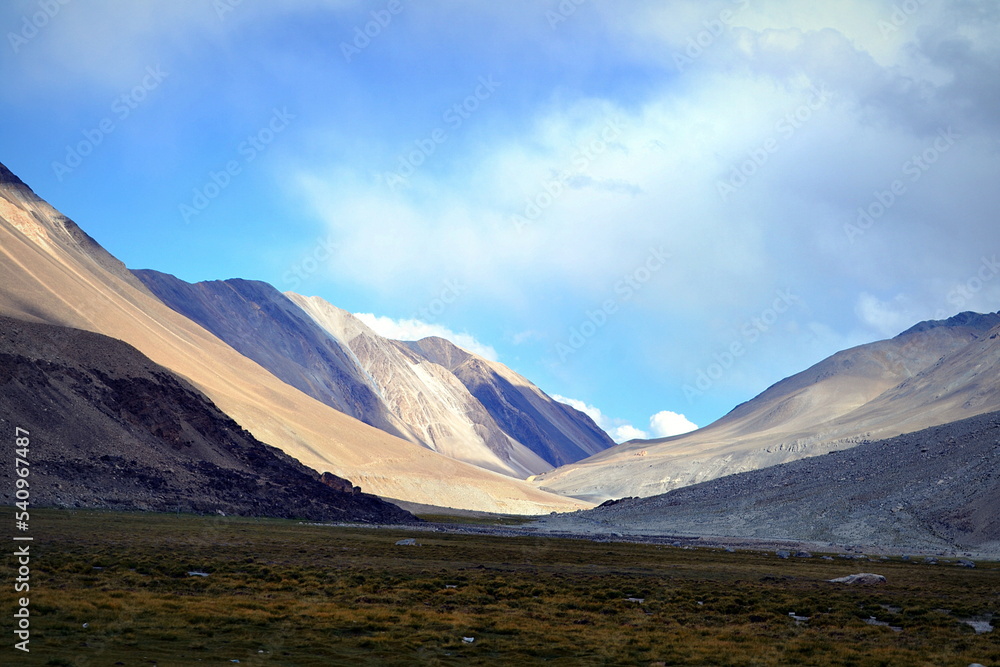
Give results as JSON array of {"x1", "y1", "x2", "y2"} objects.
[{"x1": 354, "y1": 313, "x2": 498, "y2": 361}]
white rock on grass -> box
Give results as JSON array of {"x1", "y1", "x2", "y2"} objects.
[
  {"x1": 828, "y1": 573, "x2": 887, "y2": 585},
  {"x1": 963, "y1": 619, "x2": 993, "y2": 634}
]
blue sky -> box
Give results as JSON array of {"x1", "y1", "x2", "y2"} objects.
[{"x1": 2, "y1": 0, "x2": 999, "y2": 441}]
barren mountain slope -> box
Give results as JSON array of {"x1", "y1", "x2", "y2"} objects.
[
  {"x1": 532, "y1": 313, "x2": 1000, "y2": 501},
  {"x1": 841, "y1": 321, "x2": 1000, "y2": 429},
  {"x1": 285, "y1": 293, "x2": 551, "y2": 477},
  {"x1": 534, "y1": 410, "x2": 1000, "y2": 556},
  {"x1": 0, "y1": 315, "x2": 414, "y2": 523},
  {"x1": 405, "y1": 336, "x2": 616, "y2": 467},
  {"x1": 132, "y1": 271, "x2": 409, "y2": 439},
  {"x1": 0, "y1": 161, "x2": 587, "y2": 513}
]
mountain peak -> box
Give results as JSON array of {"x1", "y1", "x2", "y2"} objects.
[
  {"x1": 405, "y1": 336, "x2": 474, "y2": 370},
  {"x1": 0, "y1": 161, "x2": 27, "y2": 186},
  {"x1": 0, "y1": 161, "x2": 42, "y2": 203},
  {"x1": 897, "y1": 311, "x2": 1000, "y2": 338}
]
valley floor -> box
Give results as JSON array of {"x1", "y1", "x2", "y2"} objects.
[{"x1": 2, "y1": 509, "x2": 997, "y2": 666}]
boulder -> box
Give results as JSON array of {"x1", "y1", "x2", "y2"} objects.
[
  {"x1": 319, "y1": 471, "x2": 356, "y2": 494},
  {"x1": 776, "y1": 550, "x2": 791, "y2": 559},
  {"x1": 964, "y1": 619, "x2": 993, "y2": 634},
  {"x1": 395, "y1": 538, "x2": 420, "y2": 546}
]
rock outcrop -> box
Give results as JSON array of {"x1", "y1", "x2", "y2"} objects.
[{"x1": 288, "y1": 295, "x2": 615, "y2": 474}]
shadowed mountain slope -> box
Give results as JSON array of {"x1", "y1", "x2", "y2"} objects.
[
  {"x1": 126, "y1": 272, "x2": 606, "y2": 478},
  {"x1": 0, "y1": 315, "x2": 414, "y2": 523}
]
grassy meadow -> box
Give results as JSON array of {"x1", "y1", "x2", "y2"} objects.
[{"x1": 1, "y1": 508, "x2": 997, "y2": 666}]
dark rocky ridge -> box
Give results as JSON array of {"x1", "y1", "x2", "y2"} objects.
[
  {"x1": 0, "y1": 314, "x2": 415, "y2": 523},
  {"x1": 0, "y1": 162, "x2": 29, "y2": 187},
  {"x1": 536, "y1": 410, "x2": 1000, "y2": 555},
  {"x1": 897, "y1": 310, "x2": 1000, "y2": 337}
]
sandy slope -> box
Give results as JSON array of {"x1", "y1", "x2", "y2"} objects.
[
  {"x1": 533, "y1": 314, "x2": 1000, "y2": 501},
  {"x1": 0, "y1": 163, "x2": 587, "y2": 514}
]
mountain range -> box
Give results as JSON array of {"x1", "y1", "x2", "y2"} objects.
[
  {"x1": 0, "y1": 161, "x2": 590, "y2": 515},
  {"x1": 535, "y1": 409, "x2": 1000, "y2": 556},
  {"x1": 1, "y1": 157, "x2": 998, "y2": 547},
  {"x1": 532, "y1": 312, "x2": 1000, "y2": 502},
  {"x1": 131, "y1": 271, "x2": 612, "y2": 479}
]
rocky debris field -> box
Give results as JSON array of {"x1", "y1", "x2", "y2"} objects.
[{"x1": 532, "y1": 410, "x2": 1000, "y2": 557}]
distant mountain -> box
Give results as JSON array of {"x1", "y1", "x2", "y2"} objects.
[
  {"x1": 533, "y1": 312, "x2": 1000, "y2": 501},
  {"x1": 130, "y1": 273, "x2": 558, "y2": 477},
  {"x1": 535, "y1": 410, "x2": 1000, "y2": 556},
  {"x1": 288, "y1": 294, "x2": 614, "y2": 473},
  {"x1": 0, "y1": 160, "x2": 588, "y2": 514},
  {"x1": 404, "y1": 336, "x2": 615, "y2": 467},
  {"x1": 128, "y1": 270, "x2": 610, "y2": 477},
  {"x1": 0, "y1": 315, "x2": 414, "y2": 523},
  {"x1": 132, "y1": 272, "x2": 614, "y2": 478}
]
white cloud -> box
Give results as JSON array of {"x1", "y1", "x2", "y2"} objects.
[
  {"x1": 553, "y1": 395, "x2": 697, "y2": 443},
  {"x1": 552, "y1": 395, "x2": 647, "y2": 442},
  {"x1": 510, "y1": 330, "x2": 543, "y2": 345},
  {"x1": 353, "y1": 313, "x2": 498, "y2": 361},
  {"x1": 648, "y1": 411, "x2": 699, "y2": 438},
  {"x1": 609, "y1": 424, "x2": 649, "y2": 442},
  {"x1": 551, "y1": 395, "x2": 607, "y2": 427}
]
